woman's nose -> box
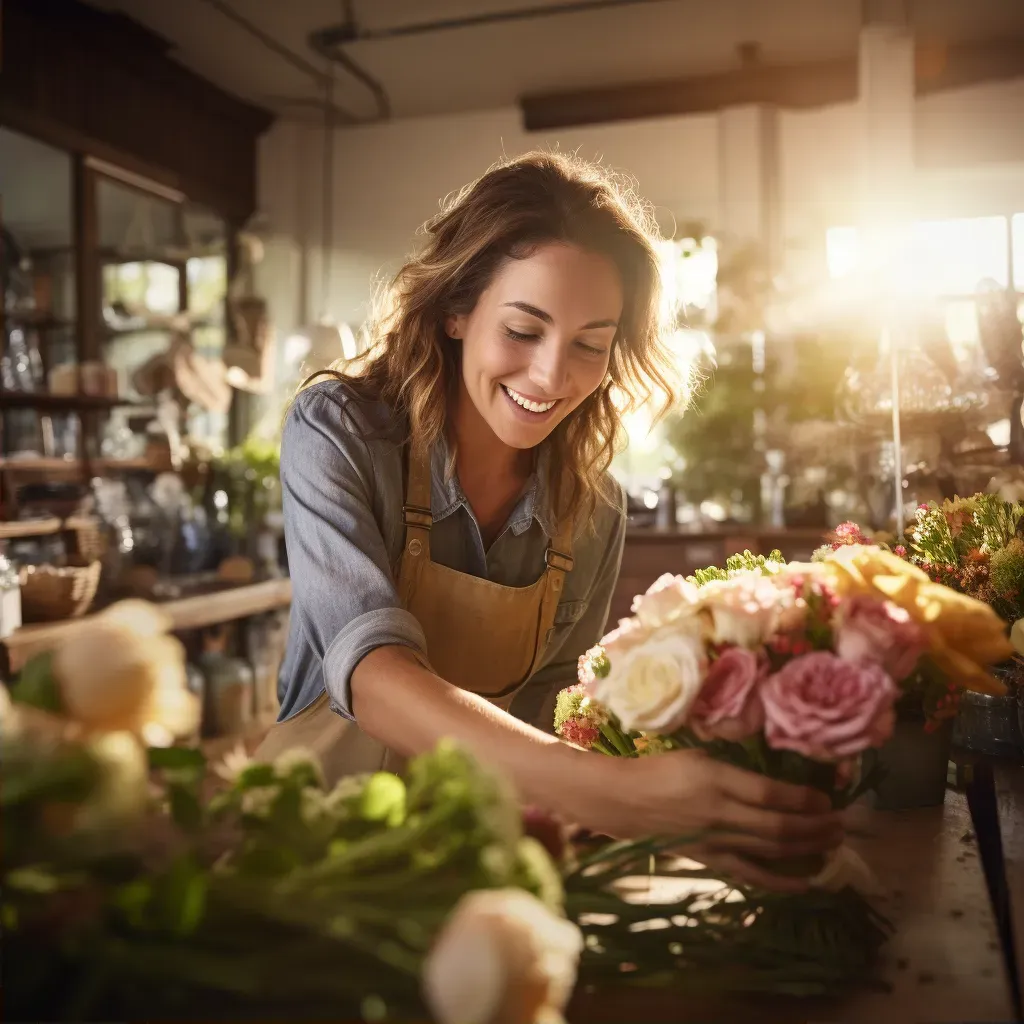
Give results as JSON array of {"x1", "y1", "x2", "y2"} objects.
[{"x1": 527, "y1": 341, "x2": 568, "y2": 395}]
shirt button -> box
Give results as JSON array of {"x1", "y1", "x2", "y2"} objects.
[
  {"x1": 552, "y1": 574, "x2": 562, "y2": 592},
  {"x1": 408, "y1": 538, "x2": 423, "y2": 556}
]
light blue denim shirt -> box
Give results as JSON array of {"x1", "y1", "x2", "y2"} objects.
[{"x1": 277, "y1": 377, "x2": 626, "y2": 731}]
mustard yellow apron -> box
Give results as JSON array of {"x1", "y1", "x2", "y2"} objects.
[{"x1": 253, "y1": 443, "x2": 573, "y2": 784}]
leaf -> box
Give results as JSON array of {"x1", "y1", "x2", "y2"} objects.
[
  {"x1": 10, "y1": 652, "x2": 61, "y2": 713},
  {"x1": 5, "y1": 866, "x2": 62, "y2": 893},
  {"x1": 169, "y1": 783, "x2": 203, "y2": 832},
  {"x1": 1, "y1": 746, "x2": 99, "y2": 807},
  {"x1": 149, "y1": 746, "x2": 206, "y2": 775},
  {"x1": 236, "y1": 762, "x2": 277, "y2": 790},
  {"x1": 158, "y1": 856, "x2": 207, "y2": 935}
]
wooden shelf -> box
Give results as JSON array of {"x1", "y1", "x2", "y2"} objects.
[
  {"x1": 0, "y1": 456, "x2": 160, "y2": 474},
  {"x1": 2, "y1": 578, "x2": 292, "y2": 673},
  {"x1": 0, "y1": 515, "x2": 97, "y2": 540},
  {"x1": 1, "y1": 390, "x2": 139, "y2": 412},
  {"x1": 3, "y1": 311, "x2": 75, "y2": 330}
]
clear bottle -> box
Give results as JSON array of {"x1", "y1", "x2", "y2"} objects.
[{"x1": 0, "y1": 543, "x2": 23, "y2": 641}]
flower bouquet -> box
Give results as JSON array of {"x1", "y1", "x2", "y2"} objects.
[
  {"x1": 562, "y1": 545, "x2": 1009, "y2": 772},
  {"x1": 554, "y1": 545, "x2": 1011, "y2": 981}
]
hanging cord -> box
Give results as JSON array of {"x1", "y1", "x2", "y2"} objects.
[{"x1": 320, "y1": 64, "x2": 335, "y2": 320}]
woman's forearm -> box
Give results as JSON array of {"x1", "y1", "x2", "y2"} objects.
[{"x1": 349, "y1": 645, "x2": 599, "y2": 821}]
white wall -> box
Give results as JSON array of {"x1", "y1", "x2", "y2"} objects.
[{"x1": 257, "y1": 78, "x2": 1024, "y2": 335}]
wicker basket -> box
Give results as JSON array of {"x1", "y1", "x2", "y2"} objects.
[
  {"x1": 19, "y1": 560, "x2": 102, "y2": 622},
  {"x1": 71, "y1": 519, "x2": 105, "y2": 562}
]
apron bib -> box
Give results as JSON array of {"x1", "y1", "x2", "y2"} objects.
[{"x1": 254, "y1": 443, "x2": 573, "y2": 785}]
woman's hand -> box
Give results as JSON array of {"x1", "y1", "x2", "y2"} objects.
[{"x1": 570, "y1": 749, "x2": 844, "y2": 893}]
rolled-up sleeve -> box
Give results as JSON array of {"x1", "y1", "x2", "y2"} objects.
[
  {"x1": 509, "y1": 488, "x2": 627, "y2": 732},
  {"x1": 281, "y1": 388, "x2": 426, "y2": 719}
]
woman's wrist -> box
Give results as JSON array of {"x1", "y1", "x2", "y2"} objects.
[{"x1": 528, "y1": 740, "x2": 623, "y2": 833}]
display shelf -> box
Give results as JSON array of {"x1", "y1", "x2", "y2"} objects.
[
  {"x1": 0, "y1": 456, "x2": 159, "y2": 473},
  {"x1": 2, "y1": 310, "x2": 75, "y2": 330},
  {"x1": 0, "y1": 515, "x2": 97, "y2": 540},
  {"x1": 0, "y1": 390, "x2": 140, "y2": 412},
  {"x1": 2, "y1": 578, "x2": 292, "y2": 673}
]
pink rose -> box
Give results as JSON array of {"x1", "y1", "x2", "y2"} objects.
[
  {"x1": 762, "y1": 651, "x2": 896, "y2": 761},
  {"x1": 690, "y1": 647, "x2": 765, "y2": 742},
  {"x1": 835, "y1": 595, "x2": 926, "y2": 681}
]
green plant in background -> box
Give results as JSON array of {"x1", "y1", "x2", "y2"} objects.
[
  {"x1": 909, "y1": 494, "x2": 1024, "y2": 625},
  {"x1": 214, "y1": 434, "x2": 282, "y2": 538}
]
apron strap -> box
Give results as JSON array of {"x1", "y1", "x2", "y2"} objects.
[
  {"x1": 398, "y1": 444, "x2": 433, "y2": 605},
  {"x1": 525, "y1": 514, "x2": 575, "y2": 678}
]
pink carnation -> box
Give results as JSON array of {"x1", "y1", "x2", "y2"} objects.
[
  {"x1": 834, "y1": 595, "x2": 926, "y2": 681},
  {"x1": 762, "y1": 651, "x2": 896, "y2": 761},
  {"x1": 560, "y1": 717, "x2": 600, "y2": 750},
  {"x1": 690, "y1": 647, "x2": 765, "y2": 742}
]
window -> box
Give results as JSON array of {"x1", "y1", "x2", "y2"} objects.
[{"x1": 826, "y1": 216, "x2": 1011, "y2": 295}]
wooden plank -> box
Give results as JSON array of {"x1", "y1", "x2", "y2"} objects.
[
  {"x1": 2, "y1": 579, "x2": 292, "y2": 672},
  {"x1": 569, "y1": 791, "x2": 1013, "y2": 1022}
]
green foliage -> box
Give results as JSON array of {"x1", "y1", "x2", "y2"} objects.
[
  {"x1": 911, "y1": 495, "x2": 1024, "y2": 566},
  {"x1": 10, "y1": 652, "x2": 61, "y2": 714},
  {"x1": 2, "y1": 736, "x2": 556, "y2": 1021},
  {"x1": 909, "y1": 494, "x2": 1024, "y2": 625},
  {"x1": 989, "y1": 538, "x2": 1024, "y2": 620},
  {"x1": 689, "y1": 548, "x2": 786, "y2": 586}
]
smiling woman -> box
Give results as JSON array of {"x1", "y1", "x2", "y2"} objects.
[{"x1": 255, "y1": 152, "x2": 845, "y2": 889}]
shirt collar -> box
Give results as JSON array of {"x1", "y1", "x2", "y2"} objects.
[{"x1": 428, "y1": 433, "x2": 557, "y2": 539}]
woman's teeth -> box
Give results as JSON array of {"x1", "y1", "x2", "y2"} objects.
[{"x1": 503, "y1": 385, "x2": 557, "y2": 414}]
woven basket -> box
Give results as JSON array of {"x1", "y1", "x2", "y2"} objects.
[
  {"x1": 72, "y1": 520, "x2": 105, "y2": 562},
  {"x1": 19, "y1": 560, "x2": 102, "y2": 622}
]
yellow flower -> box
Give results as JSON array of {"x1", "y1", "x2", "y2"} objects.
[{"x1": 820, "y1": 545, "x2": 1012, "y2": 695}]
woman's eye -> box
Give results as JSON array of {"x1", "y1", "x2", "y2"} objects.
[
  {"x1": 504, "y1": 326, "x2": 539, "y2": 342},
  {"x1": 577, "y1": 341, "x2": 608, "y2": 356}
]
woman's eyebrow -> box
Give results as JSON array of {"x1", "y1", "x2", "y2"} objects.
[{"x1": 501, "y1": 300, "x2": 618, "y2": 330}]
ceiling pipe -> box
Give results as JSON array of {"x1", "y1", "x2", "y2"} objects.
[{"x1": 335, "y1": 0, "x2": 678, "y2": 43}]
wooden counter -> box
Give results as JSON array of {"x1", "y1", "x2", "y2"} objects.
[
  {"x1": 2, "y1": 579, "x2": 292, "y2": 673},
  {"x1": 569, "y1": 789, "x2": 1014, "y2": 1022}
]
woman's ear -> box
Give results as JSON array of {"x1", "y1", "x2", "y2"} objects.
[{"x1": 445, "y1": 313, "x2": 465, "y2": 339}]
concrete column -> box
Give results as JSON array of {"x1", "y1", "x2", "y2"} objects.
[{"x1": 716, "y1": 104, "x2": 781, "y2": 268}]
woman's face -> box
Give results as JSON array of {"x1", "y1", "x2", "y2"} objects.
[{"x1": 447, "y1": 242, "x2": 622, "y2": 451}]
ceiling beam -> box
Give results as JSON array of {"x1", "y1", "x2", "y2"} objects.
[{"x1": 520, "y1": 36, "x2": 1024, "y2": 131}]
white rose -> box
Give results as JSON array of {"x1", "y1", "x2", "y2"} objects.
[
  {"x1": 423, "y1": 888, "x2": 582, "y2": 1024},
  {"x1": 630, "y1": 573, "x2": 700, "y2": 630},
  {"x1": 699, "y1": 571, "x2": 789, "y2": 649},
  {"x1": 592, "y1": 625, "x2": 706, "y2": 733},
  {"x1": 53, "y1": 620, "x2": 198, "y2": 744}
]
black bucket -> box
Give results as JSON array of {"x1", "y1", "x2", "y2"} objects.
[
  {"x1": 952, "y1": 690, "x2": 1024, "y2": 758},
  {"x1": 864, "y1": 714, "x2": 953, "y2": 810}
]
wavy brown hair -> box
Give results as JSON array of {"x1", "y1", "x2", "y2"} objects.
[{"x1": 316, "y1": 151, "x2": 681, "y2": 525}]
